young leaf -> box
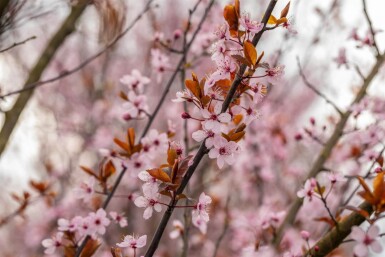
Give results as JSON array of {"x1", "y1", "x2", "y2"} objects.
[
  {"x1": 243, "y1": 40, "x2": 257, "y2": 66},
  {"x1": 280, "y1": 2, "x2": 291, "y2": 18},
  {"x1": 148, "y1": 168, "x2": 172, "y2": 183}
]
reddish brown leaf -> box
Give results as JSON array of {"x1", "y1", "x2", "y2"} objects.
[
  {"x1": 243, "y1": 40, "x2": 257, "y2": 66},
  {"x1": 280, "y1": 2, "x2": 290, "y2": 18},
  {"x1": 223, "y1": 5, "x2": 239, "y2": 37},
  {"x1": 148, "y1": 168, "x2": 172, "y2": 183}
]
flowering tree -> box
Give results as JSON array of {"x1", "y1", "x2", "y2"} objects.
[{"x1": 0, "y1": 0, "x2": 385, "y2": 257}]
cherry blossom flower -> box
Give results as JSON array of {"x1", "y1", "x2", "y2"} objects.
[
  {"x1": 172, "y1": 89, "x2": 195, "y2": 103},
  {"x1": 210, "y1": 40, "x2": 227, "y2": 63},
  {"x1": 192, "y1": 192, "x2": 212, "y2": 223},
  {"x1": 57, "y1": 218, "x2": 79, "y2": 232},
  {"x1": 141, "y1": 129, "x2": 169, "y2": 156},
  {"x1": 42, "y1": 232, "x2": 63, "y2": 254},
  {"x1": 214, "y1": 23, "x2": 230, "y2": 41},
  {"x1": 169, "y1": 220, "x2": 184, "y2": 239},
  {"x1": 211, "y1": 55, "x2": 237, "y2": 81},
  {"x1": 208, "y1": 136, "x2": 239, "y2": 169},
  {"x1": 201, "y1": 103, "x2": 231, "y2": 133},
  {"x1": 88, "y1": 208, "x2": 111, "y2": 235},
  {"x1": 109, "y1": 212, "x2": 128, "y2": 228},
  {"x1": 327, "y1": 172, "x2": 346, "y2": 184},
  {"x1": 351, "y1": 225, "x2": 382, "y2": 257},
  {"x1": 239, "y1": 13, "x2": 263, "y2": 34},
  {"x1": 73, "y1": 177, "x2": 95, "y2": 203},
  {"x1": 297, "y1": 178, "x2": 317, "y2": 202},
  {"x1": 76, "y1": 216, "x2": 94, "y2": 237},
  {"x1": 333, "y1": 48, "x2": 348, "y2": 68},
  {"x1": 134, "y1": 185, "x2": 162, "y2": 219},
  {"x1": 265, "y1": 65, "x2": 285, "y2": 84},
  {"x1": 124, "y1": 153, "x2": 150, "y2": 177},
  {"x1": 117, "y1": 234, "x2": 147, "y2": 249},
  {"x1": 138, "y1": 170, "x2": 160, "y2": 191},
  {"x1": 282, "y1": 19, "x2": 297, "y2": 34},
  {"x1": 192, "y1": 215, "x2": 208, "y2": 234},
  {"x1": 122, "y1": 91, "x2": 148, "y2": 119},
  {"x1": 120, "y1": 69, "x2": 150, "y2": 94},
  {"x1": 192, "y1": 128, "x2": 219, "y2": 148},
  {"x1": 300, "y1": 230, "x2": 311, "y2": 240},
  {"x1": 151, "y1": 48, "x2": 171, "y2": 82}
]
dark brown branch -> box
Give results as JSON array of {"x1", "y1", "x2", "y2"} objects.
[
  {"x1": 144, "y1": 1, "x2": 278, "y2": 257},
  {"x1": 0, "y1": 0, "x2": 90, "y2": 157},
  {"x1": 273, "y1": 52, "x2": 385, "y2": 248},
  {"x1": 0, "y1": 35, "x2": 36, "y2": 53},
  {"x1": 297, "y1": 57, "x2": 343, "y2": 116},
  {"x1": 362, "y1": 0, "x2": 380, "y2": 56}
]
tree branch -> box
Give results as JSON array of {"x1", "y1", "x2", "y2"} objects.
[
  {"x1": 0, "y1": 0, "x2": 90, "y2": 157},
  {"x1": 297, "y1": 57, "x2": 343, "y2": 116},
  {"x1": 306, "y1": 201, "x2": 373, "y2": 257},
  {"x1": 273, "y1": 52, "x2": 385, "y2": 248}
]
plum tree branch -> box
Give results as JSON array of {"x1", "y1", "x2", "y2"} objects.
[
  {"x1": 0, "y1": 35, "x2": 36, "y2": 53},
  {"x1": 273, "y1": 52, "x2": 385, "y2": 248},
  {"x1": 144, "y1": 1, "x2": 278, "y2": 257}
]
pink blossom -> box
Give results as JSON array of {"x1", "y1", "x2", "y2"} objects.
[
  {"x1": 42, "y1": 232, "x2": 63, "y2": 254},
  {"x1": 214, "y1": 23, "x2": 230, "y2": 40},
  {"x1": 138, "y1": 170, "x2": 160, "y2": 191},
  {"x1": 117, "y1": 234, "x2": 147, "y2": 249},
  {"x1": 88, "y1": 208, "x2": 111, "y2": 235},
  {"x1": 208, "y1": 136, "x2": 239, "y2": 169},
  {"x1": 134, "y1": 185, "x2": 162, "y2": 219},
  {"x1": 211, "y1": 55, "x2": 237, "y2": 81},
  {"x1": 192, "y1": 192, "x2": 212, "y2": 223},
  {"x1": 210, "y1": 40, "x2": 227, "y2": 63},
  {"x1": 120, "y1": 69, "x2": 150, "y2": 94},
  {"x1": 296, "y1": 178, "x2": 317, "y2": 202},
  {"x1": 239, "y1": 13, "x2": 263, "y2": 34},
  {"x1": 191, "y1": 129, "x2": 219, "y2": 148},
  {"x1": 109, "y1": 211, "x2": 128, "y2": 228},
  {"x1": 122, "y1": 91, "x2": 148, "y2": 119},
  {"x1": 351, "y1": 225, "x2": 382, "y2": 257},
  {"x1": 333, "y1": 48, "x2": 348, "y2": 68},
  {"x1": 151, "y1": 48, "x2": 171, "y2": 82},
  {"x1": 327, "y1": 172, "x2": 346, "y2": 184},
  {"x1": 124, "y1": 153, "x2": 150, "y2": 177},
  {"x1": 265, "y1": 65, "x2": 285, "y2": 84},
  {"x1": 57, "y1": 218, "x2": 79, "y2": 232},
  {"x1": 141, "y1": 129, "x2": 169, "y2": 156},
  {"x1": 192, "y1": 193, "x2": 212, "y2": 234},
  {"x1": 282, "y1": 19, "x2": 297, "y2": 34},
  {"x1": 73, "y1": 177, "x2": 95, "y2": 203},
  {"x1": 172, "y1": 89, "x2": 195, "y2": 103},
  {"x1": 169, "y1": 220, "x2": 184, "y2": 239},
  {"x1": 201, "y1": 103, "x2": 231, "y2": 133}
]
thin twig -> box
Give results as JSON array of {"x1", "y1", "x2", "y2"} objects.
[
  {"x1": 362, "y1": 0, "x2": 380, "y2": 56},
  {"x1": 297, "y1": 57, "x2": 343, "y2": 116},
  {"x1": 0, "y1": 36, "x2": 36, "y2": 53}
]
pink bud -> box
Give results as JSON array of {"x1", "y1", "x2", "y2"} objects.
[
  {"x1": 294, "y1": 133, "x2": 303, "y2": 141},
  {"x1": 181, "y1": 112, "x2": 191, "y2": 119},
  {"x1": 173, "y1": 29, "x2": 182, "y2": 40},
  {"x1": 374, "y1": 167, "x2": 383, "y2": 173},
  {"x1": 300, "y1": 230, "x2": 310, "y2": 240}
]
